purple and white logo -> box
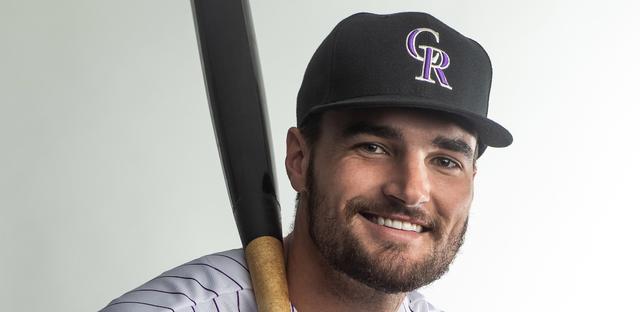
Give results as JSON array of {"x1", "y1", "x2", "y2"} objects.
[{"x1": 406, "y1": 28, "x2": 452, "y2": 90}]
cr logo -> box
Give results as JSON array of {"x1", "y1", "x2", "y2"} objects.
[{"x1": 406, "y1": 28, "x2": 452, "y2": 90}]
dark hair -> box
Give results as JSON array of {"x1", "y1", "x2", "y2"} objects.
[{"x1": 298, "y1": 112, "x2": 324, "y2": 149}]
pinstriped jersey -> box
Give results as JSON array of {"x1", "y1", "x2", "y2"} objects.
[{"x1": 100, "y1": 249, "x2": 443, "y2": 312}]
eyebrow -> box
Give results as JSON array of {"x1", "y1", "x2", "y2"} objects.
[
  {"x1": 341, "y1": 122, "x2": 403, "y2": 141},
  {"x1": 432, "y1": 136, "x2": 474, "y2": 160},
  {"x1": 341, "y1": 122, "x2": 474, "y2": 159}
]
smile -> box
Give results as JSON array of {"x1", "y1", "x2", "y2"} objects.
[{"x1": 360, "y1": 212, "x2": 426, "y2": 233}]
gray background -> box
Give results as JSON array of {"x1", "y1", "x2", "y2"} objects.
[{"x1": 1, "y1": 0, "x2": 638, "y2": 311}]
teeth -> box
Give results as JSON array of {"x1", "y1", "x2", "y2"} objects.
[
  {"x1": 392, "y1": 220, "x2": 402, "y2": 229},
  {"x1": 402, "y1": 221, "x2": 413, "y2": 231},
  {"x1": 375, "y1": 216, "x2": 423, "y2": 233}
]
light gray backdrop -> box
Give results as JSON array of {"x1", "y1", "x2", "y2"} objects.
[{"x1": 1, "y1": 0, "x2": 638, "y2": 311}]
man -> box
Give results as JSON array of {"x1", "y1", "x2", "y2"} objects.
[{"x1": 102, "y1": 11, "x2": 511, "y2": 312}]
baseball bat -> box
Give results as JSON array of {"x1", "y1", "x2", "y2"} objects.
[{"x1": 190, "y1": 1, "x2": 290, "y2": 311}]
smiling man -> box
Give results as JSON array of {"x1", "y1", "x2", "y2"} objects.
[
  {"x1": 280, "y1": 12, "x2": 511, "y2": 311},
  {"x1": 102, "y1": 11, "x2": 511, "y2": 312}
]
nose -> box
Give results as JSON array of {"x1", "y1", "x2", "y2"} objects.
[{"x1": 382, "y1": 156, "x2": 430, "y2": 208}]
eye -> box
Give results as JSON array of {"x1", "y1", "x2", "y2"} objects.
[
  {"x1": 357, "y1": 143, "x2": 387, "y2": 155},
  {"x1": 432, "y1": 157, "x2": 461, "y2": 170}
]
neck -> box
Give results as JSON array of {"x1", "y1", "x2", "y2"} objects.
[{"x1": 283, "y1": 207, "x2": 406, "y2": 312}]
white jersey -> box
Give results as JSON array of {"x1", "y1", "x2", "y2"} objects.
[{"x1": 101, "y1": 249, "x2": 443, "y2": 312}]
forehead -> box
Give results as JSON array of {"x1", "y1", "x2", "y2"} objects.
[{"x1": 320, "y1": 108, "x2": 477, "y2": 143}]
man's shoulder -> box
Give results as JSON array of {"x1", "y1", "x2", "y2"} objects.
[
  {"x1": 101, "y1": 248, "x2": 258, "y2": 312},
  {"x1": 403, "y1": 290, "x2": 445, "y2": 312},
  {"x1": 101, "y1": 248, "x2": 443, "y2": 312}
]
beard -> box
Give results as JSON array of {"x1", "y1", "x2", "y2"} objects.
[{"x1": 305, "y1": 160, "x2": 468, "y2": 294}]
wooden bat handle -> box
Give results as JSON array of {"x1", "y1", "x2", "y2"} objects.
[{"x1": 245, "y1": 236, "x2": 290, "y2": 312}]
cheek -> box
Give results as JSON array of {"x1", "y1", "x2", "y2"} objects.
[
  {"x1": 315, "y1": 158, "x2": 385, "y2": 206},
  {"x1": 431, "y1": 176, "x2": 474, "y2": 221}
]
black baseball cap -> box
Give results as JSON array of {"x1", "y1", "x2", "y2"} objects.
[{"x1": 297, "y1": 12, "x2": 512, "y2": 153}]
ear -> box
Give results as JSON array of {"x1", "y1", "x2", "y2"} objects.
[{"x1": 285, "y1": 127, "x2": 310, "y2": 193}]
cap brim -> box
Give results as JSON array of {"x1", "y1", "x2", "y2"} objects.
[{"x1": 305, "y1": 95, "x2": 513, "y2": 148}]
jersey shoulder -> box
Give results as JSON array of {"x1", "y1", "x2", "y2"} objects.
[
  {"x1": 403, "y1": 290, "x2": 445, "y2": 312},
  {"x1": 100, "y1": 248, "x2": 258, "y2": 312}
]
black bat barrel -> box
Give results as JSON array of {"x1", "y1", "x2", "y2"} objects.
[{"x1": 192, "y1": 0, "x2": 281, "y2": 247}]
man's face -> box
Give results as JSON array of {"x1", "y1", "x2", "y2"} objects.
[{"x1": 303, "y1": 108, "x2": 476, "y2": 293}]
